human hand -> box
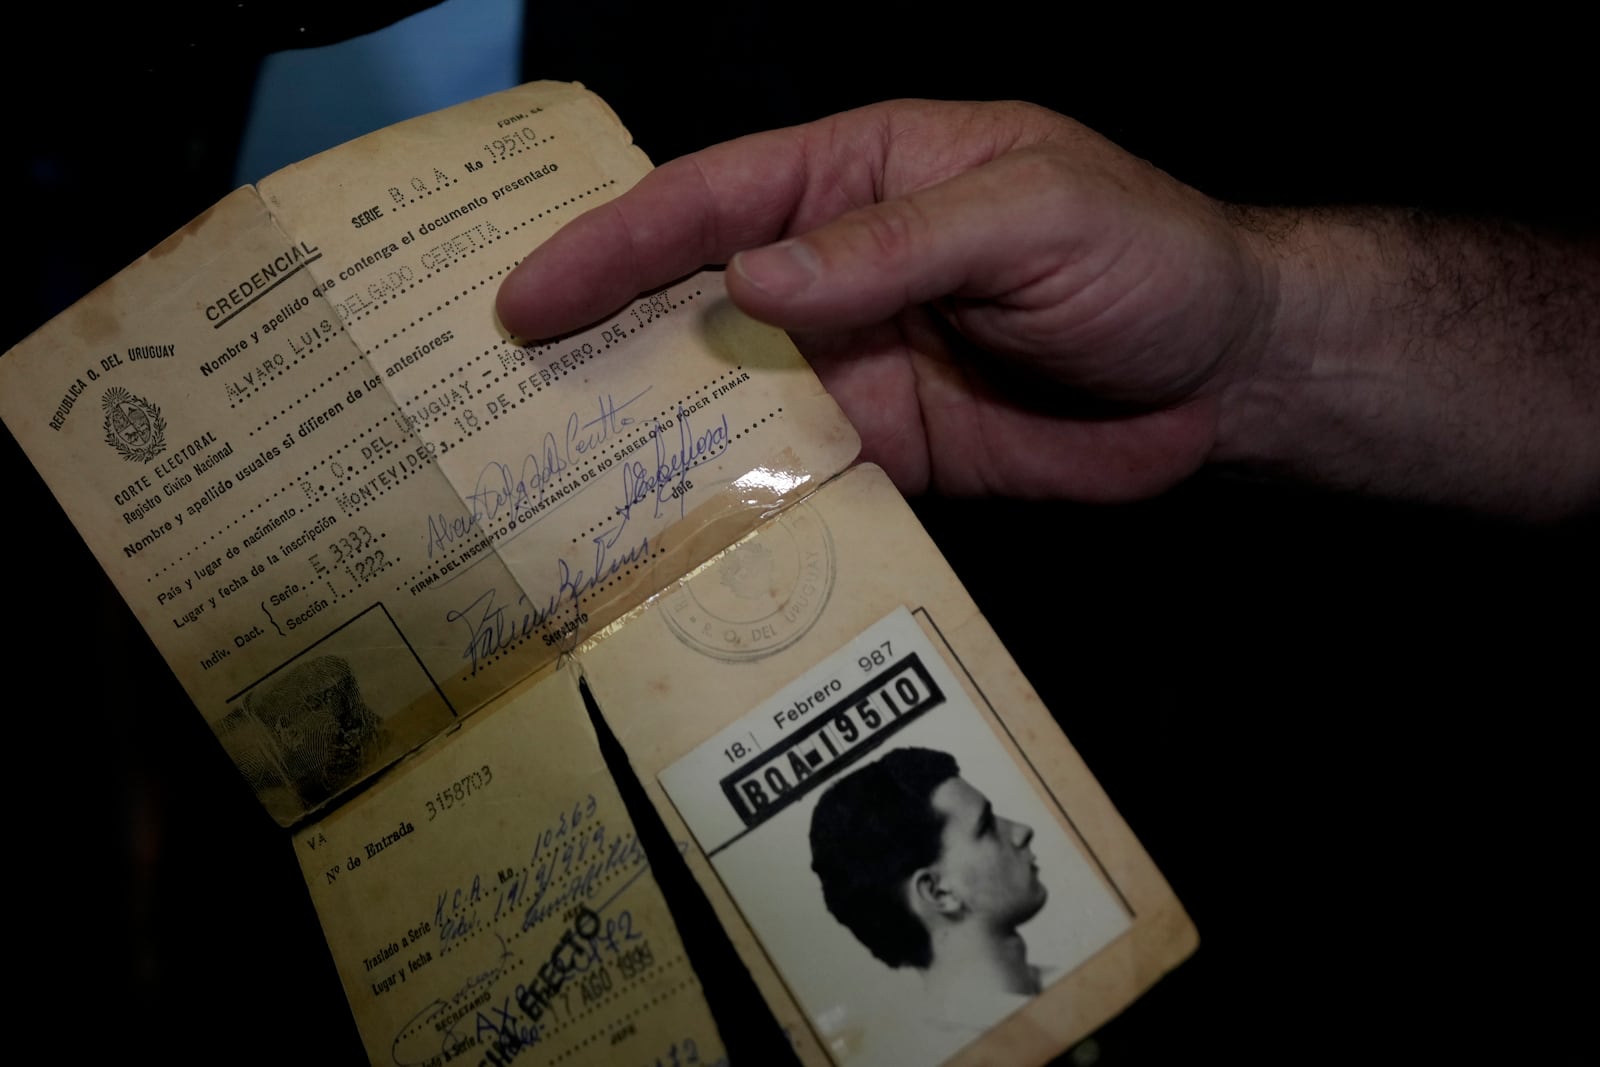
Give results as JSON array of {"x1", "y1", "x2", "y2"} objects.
[{"x1": 496, "y1": 99, "x2": 1272, "y2": 499}]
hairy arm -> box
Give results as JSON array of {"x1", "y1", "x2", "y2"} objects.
[{"x1": 1219, "y1": 209, "x2": 1599, "y2": 518}]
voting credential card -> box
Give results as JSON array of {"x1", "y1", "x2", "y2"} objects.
[
  {"x1": 1, "y1": 78, "x2": 1195, "y2": 1066},
  {"x1": 0, "y1": 79, "x2": 856, "y2": 1065}
]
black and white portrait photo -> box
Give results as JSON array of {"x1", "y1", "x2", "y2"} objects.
[
  {"x1": 809, "y1": 746, "x2": 1053, "y2": 1042},
  {"x1": 663, "y1": 609, "x2": 1132, "y2": 1066}
]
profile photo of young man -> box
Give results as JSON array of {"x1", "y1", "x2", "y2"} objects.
[{"x1": 809, "y1": 745, "x2": 1052, "y2": 1052}]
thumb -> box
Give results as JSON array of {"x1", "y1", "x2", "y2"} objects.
[{"x1": 725, "y1": 151, "x2": 1082, "y2": 333}]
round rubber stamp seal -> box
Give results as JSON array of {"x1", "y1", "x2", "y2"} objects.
[{"x1": 662, "y1": 501, "x2": 835, "y2": 661}]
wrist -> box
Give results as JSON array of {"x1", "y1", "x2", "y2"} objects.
[
  {"x1": 1210, "y1": 207, "x2": 1389, "y2": 475},
  {"x1": 1208, "y1": 206, "x2": 1600, "y2": 517}
]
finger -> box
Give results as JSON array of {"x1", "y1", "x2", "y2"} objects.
[
  {"x1": 494, "y1": 99, "x2": 1055, "y2": 338},
  {"x1": 496, "y1": 123, "x2": 835, "y2": 338}
]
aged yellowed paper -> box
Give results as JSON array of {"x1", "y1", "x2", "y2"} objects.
[
  {"x1": 578, "y1": 464, "x2": 1197, "y2": 1067},
  {"x1": 0, "y1": 81, "x2": 857, "y2": 826},
  {"x1": 299, "y1": 663, "x2": 726, "y2": 1066},
  {"x1": 0, "y1": 79, "x2": 1194, "y2": 1067}
]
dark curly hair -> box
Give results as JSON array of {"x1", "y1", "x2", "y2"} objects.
[{"x1": 808, "y1": 747, "x2": 960, "y2": 969}]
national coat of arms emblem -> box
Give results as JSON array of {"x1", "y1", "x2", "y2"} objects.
[{"x1": 101, "y1": 386, "x2": 167, "y2": 463}]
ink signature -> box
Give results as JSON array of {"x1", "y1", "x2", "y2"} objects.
[
  {"x1": 424, "y1": 389, "x2": 649, "y2": 558},
  {"x1": 617, "y1": 407, "x2": 729, "y2": 524},
  {"x1": 444, "y1": 525, "x2": 650, "y2": 674}
]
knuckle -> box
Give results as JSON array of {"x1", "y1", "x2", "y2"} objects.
[{"x1": 852, "y1": 198, "x2": 929, "y2": 266}]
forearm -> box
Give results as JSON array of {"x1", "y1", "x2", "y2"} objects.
[{"x1": 1215, "y1": 208, "x2": 1600, "y2": 519}]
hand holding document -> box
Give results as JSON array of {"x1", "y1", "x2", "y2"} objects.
[{"x1": 1, "y1": 81, "x2": 1193, "y2": 1065}]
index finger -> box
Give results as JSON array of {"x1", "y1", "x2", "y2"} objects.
[
  {"x1": 495, "y1": 123, "x2": 825, "y2": 338},
  {"x1": 495, "y1": 100, "x2": 1061, "y2": 339}
]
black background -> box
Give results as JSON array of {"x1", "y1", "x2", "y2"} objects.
[{"x1": 5, "y1": 7, "x2": 1594, "y2": 1064}]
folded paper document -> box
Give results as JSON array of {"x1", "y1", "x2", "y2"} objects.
[{"x1": 1, "y1": 80, "x2": 1194, "y2": 1066}]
